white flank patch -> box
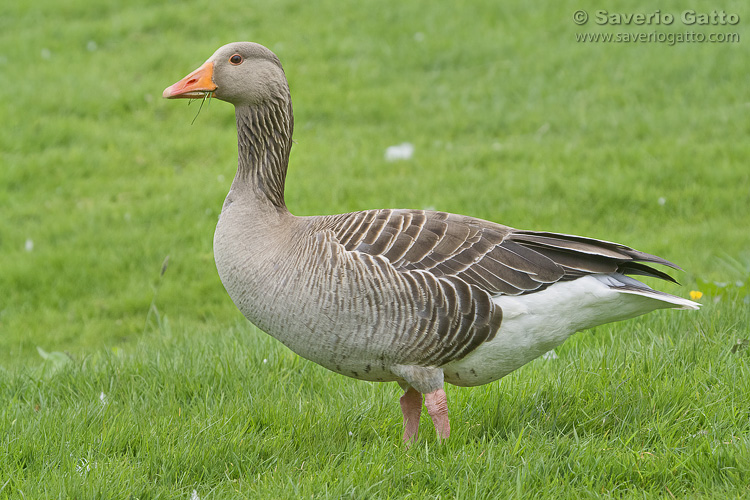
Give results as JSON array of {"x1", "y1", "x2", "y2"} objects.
[
  {"x1": 445, "y1": 274, "x2": 699, "y2": 386},
  {"x1": 384, "y1": 142, "x2": 414, "y2": 161}
]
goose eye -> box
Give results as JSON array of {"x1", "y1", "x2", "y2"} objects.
[{"x1": 229, "y1": 54, "x2": 243, "y2": 65}]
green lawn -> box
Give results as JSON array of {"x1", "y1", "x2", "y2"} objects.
[{"x1": 2, "y1": 0, "x2": 749, "y2": 498}]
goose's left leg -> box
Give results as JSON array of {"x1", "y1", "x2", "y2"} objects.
[{"x1": 425, "y1": 388, "x2": 450, "y2": 440}]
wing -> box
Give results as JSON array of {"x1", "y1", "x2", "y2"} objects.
[
  {"x1": 322, "y1": 209, "x2": 679, "y2": 297},
  {"x1": 310, "y1": 209, "x2": 681, "y2": 368}
]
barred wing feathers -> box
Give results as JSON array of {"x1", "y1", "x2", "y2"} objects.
[
  {"x1": 324, "y1": 209, "x2": 679, "y2": 297},
  {"x1": 311, "y1": 209, "x2": 683, "y2": 367}
]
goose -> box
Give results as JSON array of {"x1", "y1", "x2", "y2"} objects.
[{"x1": 163, "y1": 42, "x2": 700, "y2": 443}]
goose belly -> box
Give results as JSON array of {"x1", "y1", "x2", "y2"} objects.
[{"x1": 214, "y1": 215, "x2": 405, "y2": 383}]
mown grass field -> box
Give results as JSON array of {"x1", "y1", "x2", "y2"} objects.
[{"x1": 2, "y1": 0, "x2": 749, "y2": 498}]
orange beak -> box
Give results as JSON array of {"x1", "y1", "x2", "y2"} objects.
[{"x1": 163, "y1": 61, "x2": 217, "y2": 99}]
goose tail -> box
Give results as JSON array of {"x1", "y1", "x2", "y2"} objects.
[{"x1": 595, "y1": 273, "x2": 701, "y2": 310}]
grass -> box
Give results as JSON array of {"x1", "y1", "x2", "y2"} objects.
[
  {"x1": 3, "y1": 303, "x2": 749, "y2": 498},
  {"x1": 1, "y1": 0, "x2": 749, "y2": 497}
]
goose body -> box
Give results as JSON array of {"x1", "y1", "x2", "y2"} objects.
[{"x1": 164, "y1": 42, "x2": 699, "y2": 443}]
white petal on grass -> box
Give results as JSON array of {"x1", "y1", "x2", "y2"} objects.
[
  {"x1": 25, "y1": 239, "x2": 34, "y2": 252},
  {"x1": 658, "y1": 197, "x2": 666, "y2": 206},
  {"x1": 76, "y1": 458, "x2": 90, "y2": 474},
  {"x1": 191, "y1": 489, "x2": 200, "y2": 500},
  {"x1": 99, "y1": 392, "x2": 108, "y2": 405},
  {"x1": 76, "y1": 458, "x2": 97, "y2": 475},
  {"x1": 263, "y1": 358, "x2": 268, "y2": 364},
  {"x1": 542, "y1": 350, "x2": 558, "y2": 360},
  {"x1": 384, "y1": 142, "x2": 414, "y2": 162}
]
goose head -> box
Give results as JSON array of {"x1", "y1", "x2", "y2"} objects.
[{"x1": 163, "y1": 42, "x2": 289, "y2": 107}]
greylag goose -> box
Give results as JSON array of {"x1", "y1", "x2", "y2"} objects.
[{"x1": 163, "y1": 42, "x2": 700, "y2": 443}]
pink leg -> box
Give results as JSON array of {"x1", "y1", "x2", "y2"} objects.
[
  {"x1": 425, "y1": 388, "x2": 450, "y2": 440},
  {"x1": 399, "y1": 387, "x2": 422, "y2": 444}
]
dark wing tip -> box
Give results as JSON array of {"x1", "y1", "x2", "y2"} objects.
[
  {"x1": 509, "y1": 230, "x2": 684, "y2": 284},
  {"x1": 618, "y1": 261, "x2": 680, "y2": 284}
]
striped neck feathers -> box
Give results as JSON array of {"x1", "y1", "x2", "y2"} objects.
[{"x1": 234, "y1": 94, "x2": 294, "y2": 210}]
